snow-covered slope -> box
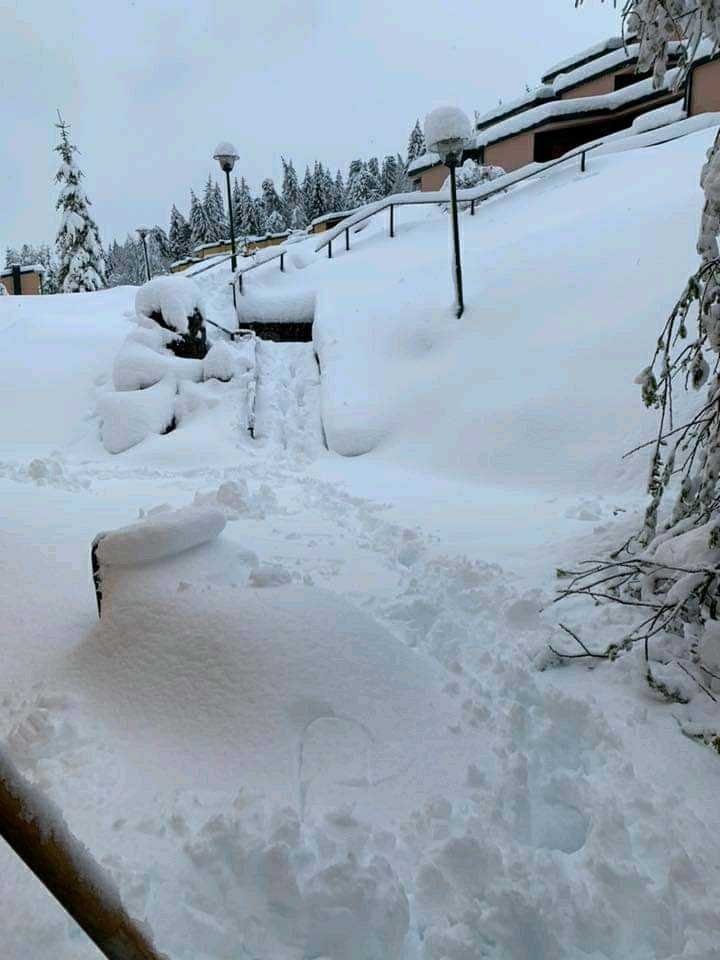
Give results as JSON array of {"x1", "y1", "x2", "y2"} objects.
[{"x1": 3, "y1": 122, "x2": 720, "y2": 960}]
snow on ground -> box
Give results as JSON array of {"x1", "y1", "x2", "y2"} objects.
[{"x1": 2, "y1": 123, "x2": 720, "y2": 958}]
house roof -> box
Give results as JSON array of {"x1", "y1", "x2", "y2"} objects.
[
  {"x1": 309, "y1": 209, "x2": 354, "y2": 227},
  {"x1": 541, "y1": 36, "x2": 625, "y2": 84},
  {"x1": 473, "y1": 68, "x2": 682, "y2": 149},
  {"x1": 475, "y1": 85, "x2": 555, "y2": 132},
  {"x1": 1, "y1": 263, "x2": 44, "y2": 277}
]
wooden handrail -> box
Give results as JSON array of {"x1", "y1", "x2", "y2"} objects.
[{"x1": 0, "y1": 746, "x2": 169, "y2": 960}]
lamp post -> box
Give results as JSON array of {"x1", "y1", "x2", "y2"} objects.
[
  {"x1": 424, "y1": 106, "x2": 472, "y2": 319},
  {"x1": 136, "y1": 228, "x2": 151, "y2": 283},
  {"x1": 213, "y1": 142, "x2": 240, "y2": 272}
]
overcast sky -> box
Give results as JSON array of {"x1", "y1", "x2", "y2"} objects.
[{"x1": 1, "y1": 0, "x2": 618, "y2": 252}]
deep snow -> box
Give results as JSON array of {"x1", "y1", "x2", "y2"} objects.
[{"x1": 2, "y1": 122, "x2": 720, "y2": 959}]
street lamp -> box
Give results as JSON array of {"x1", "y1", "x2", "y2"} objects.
[
  {"x1": 136, "y1": 227, "x2": 152, "y2": 283},
  {"x1": 213, "y1": 141, "x2": 240, "y2": 272},
  {"x1": 425, "y1": 106, "x2": 472, "y2": 318}
]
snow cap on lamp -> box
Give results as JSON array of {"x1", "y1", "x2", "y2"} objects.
[
  {"x1": 424, "y1": 106, "x2": 472, "y2": 163},
  {"x1": 213, "y1": 142, "x2": 239, "y2": 172}
]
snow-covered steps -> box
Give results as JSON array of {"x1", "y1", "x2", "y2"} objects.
[{"x1": 252, "y1": 341, "x2": 325, "y2": 459}]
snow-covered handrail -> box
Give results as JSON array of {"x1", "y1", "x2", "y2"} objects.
[
  {"x1": 235, "y1": 246, "x2": 288, "y2": 295},
  {"x1": 314, "y1": 141, "x2": 605, "y2": 255}
]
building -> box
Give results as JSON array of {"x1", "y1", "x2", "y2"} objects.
[
  {"x1": 0, "y1": 264, "x2": 44, "y2": 295},
  {"x1": 170, "y1": 232, "x2": 292, "y2": 273},
  {"x1": 409, "y1": 38, "x2": 720, "y2": 191},
  {"x1": 309, "y1": 211, "x2": 354, "y2": 234}
]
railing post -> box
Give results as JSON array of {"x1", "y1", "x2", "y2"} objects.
[
  {"x1": 238, "y1": 273, "x2": 243, "y2": 295},
  {"x1": 280, "y1": 252, "x2": 285, "y2": 272},
  {"x1": 389, "y1": 204, "x2": 394, "y2": 238},
  {"x1": 345, "y1": 227, "x2": 350, "y2": 251},
  {"x1": 580, "y1": 150, "x2": 586, "y2": 173},
  {"x1": 470, "y1": 199, "x2": 475, "y2": 216},
  {"x1": 328, "y1": 238, "x2": 333, "y2": 259}
]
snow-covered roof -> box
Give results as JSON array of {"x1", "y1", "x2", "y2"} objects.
[
  {"x1": 309, "y1": 209, "x2": 354, "y2": 228},
  {"x1": 193, "y1": 239, "x2": 233, "y2": 253},
  {"x1": 541, "y1": 37, "x2": 626, "y2": 84},
  {"x1": 475, "y1": 86, "x2": 555, "y2": 131},
  {"x1": 407, "y1": 152, "x2": 444, "y2": 176},
  {"x1": 552, "y1": 41, "x2": 683, "y2": 95},
  {"x1": 474, "y1": 68, "x2": 682, "y2": 149},
  {"x1": 0, "y1": 263, "x2": 45, "y2": 277},
  {"x1": 170, "y1": 256, "x2": 201, "y2": 269}
]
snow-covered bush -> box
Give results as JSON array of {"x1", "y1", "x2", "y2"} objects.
[
  {"x1": 135, "y1": 276, "x2": 208, "y2": 359},
  {"x1": 202, "y1": 340, "x2": 236, "y2": 382},
  {"x1": 98, "y1": 376, "x2": 177, "y2": 454},
  {"x1": 440, "y1": 161, "x2": 506, "y2": 211}
]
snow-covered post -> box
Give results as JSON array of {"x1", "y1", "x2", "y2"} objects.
[
  {"x1": 213, "y1": 142, "x2": 240, "y2": 272},
  {"x1": 0, "y1": 745, "x2": 169, "y2": 959},
  {"x1": 425, "y1": 106, "x2": 472, "y2": 318}
]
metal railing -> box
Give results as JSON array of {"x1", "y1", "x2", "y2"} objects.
[{"x1": 315, "y1": 141, "x2": 605, "y2": 258}]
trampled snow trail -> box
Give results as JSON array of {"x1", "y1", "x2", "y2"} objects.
[{"x1": 252, "y1": 340, "x2": 324, "y2": 460}]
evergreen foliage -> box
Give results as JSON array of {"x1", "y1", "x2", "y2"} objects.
[
  {"x1": 406, "y1": 119, "x2": 426, "y2": 164},
  {"x1": 53, "y1": 114, "x2": 106, "y2": 293},
  {"x1": 189, "y1": 190, "x2": 208, "y2": 248},
  {"x1": 168, "y1": 206, "x2": 192, "y2": 262}
]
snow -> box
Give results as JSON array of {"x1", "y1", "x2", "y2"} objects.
[
  {"x1": 95, "y1": 504, "x2": 226, "y2": 568},
  {"x1": 3, "y1": 121, "x2": 720, "y2": 958},
  {"x1": 98, "y1": 375, "x2": 177, "y2": 454},
  {"x1": 475, "y1": 85, "x2": 555, "y2": 130},
  {"x1": 550, "y1": 42, "x2": 681, "y2": 94},
  {"x1": 112, "y1": 335, "x2": 203, "y2": 391},
  {"x1": 135, "y1": 276, "x2": 204, "y2": 335},
  {"x1": 541, "y1": 35, "x2": 626, "y2": 83},
  {"x1": 202, "y1": 339, "x2": 237, "y2": 381},
  {"x1": 424, "y1": 105, "x2": 472, "y2": 151}
]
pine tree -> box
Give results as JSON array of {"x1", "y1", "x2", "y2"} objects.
[
  {"x1": 168, "y1": 205, "x2": 192, "y2": 262},
  {"x1": 334, "y1": 170, "x2": 347, "y2": 210},
  {"x1": 281, "y1": 158, "x2": 300, "y2": 214},
  {"x1": 406, "y1": 119, "x2": 426, "y2": 164},
  {"x1": 189, "y1": 189, "x2": 208, "y2": 248},
  {"x1": 301, "y1": 165, "x2": 314, "y2": 223},
  {"x1": 5, "y1": 248, "x2": 20, "y2": 268},
  {"x1": 321, "y1": 166, "x2": 336, "y2": 212},
  {"x1": 233, "y1": 177, "x2": 259, "y2": 237},
  {"x1": 53, "y1": 113, "x2": 106, "y2": 292},
  {"x1": 290, "y1": 205, "x2": 308, "y2": 231},
  {"x1": 266, "y1": 209, "x2": 287, "y2": 234},
  {"x1": 347, "y1": 163, "x2": 382, "y2": 208},
  {"x1": 261, "y1": 178, "x2": 284, "y2": 222},
  {"x1": 253, "y1": 197, "x2": 268, "y2": 237},
  {"x1": 201, "y1": 175, "x2": 226, "y2": 243},
  {"x1": 381, "y1": 155, "x2": 399, "y2": 196}
]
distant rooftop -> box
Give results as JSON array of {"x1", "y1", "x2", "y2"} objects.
[
  {"x1": 541, "y1": 36, "x2": 627, "y2": 85},
  {"x1": 475, "y1": 85, "x2": 555, "y2": 132}
]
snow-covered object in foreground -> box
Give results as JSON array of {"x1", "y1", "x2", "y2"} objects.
[
  {"x1": 113, "y1": 337, "x2": 203, "y2": 391},
  {"x1": 424, "y1": 106, "x2": 472, "y2": 153},
  {"x1": 135, "y1": 276, "x2": 204, "y2": 336},
  {"x1": 98, "y1": 375, "x2": 177, "y2": 454},
  {"x1": 95, "y1": 505, "x2": 226, "y2": 568},
  {"x1": 202, "y1": 340, "x2": 236, "y2": 381}
]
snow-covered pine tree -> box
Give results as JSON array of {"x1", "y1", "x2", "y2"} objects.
[
  {"x1": 233, "y1": 178, "x2": 260, "y2": 237},
  {"x1": 321, "y1": 166, "x2": 336, "y2": 212},
  {"x1": 406, "y1": 119, "x2": 426, "y2": 164},
  {"x1": 281, "y1": 158, "x2": 300, "y2": 214},
  {"x1": 290, "y1": 205, "x2": 308, "y2": 231},
  {"x1": 201, "y1": 176, "x2": 227, "y2": 243},
  {"x1": 53, "y1": 114, "x2": 106, "y2": 293},
  {"x1": 5, "y1": 248, "x2": 20, "y2": 267},
  {"x1": 347, "y1": 162, "x2": 382, "y2": 209},
  {"x1": 301, "y1": 165, "x2": 314, "y2": 223},
  {"x1": 306, "y1": 162, "x2": 330, "y2": 221},
  {"x1": 381, "y1": 155, "x2": 399, "y2": 196},
  {"x1": 168, "y1": 205, "x2": 192, "y2": 262},
  {"x1": 551, "y1": 2, "x2": 720, "y2": 724},
  {"x1": 334, "y1": 170, "x2": 347, "y2": 210},
  {"x1": 261, "y1": 178, "x2": 285, "y2": 222},
  {"x1": 253, "y1": 197, "x2": 268, "y2": 237},
  {"x1": 189, "y1": 190, "x2": 209, "y2": 248},
  {"x1": 266, "y1": 209, "x2": 287, "y2": 234}
]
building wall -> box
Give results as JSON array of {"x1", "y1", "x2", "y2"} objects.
[
  {"x1": 419, "y1": 163, "x2": 449, "y2": 192},
  {"x1": 0, "y1": 271, "x2": 42, "y2": 295},
  {"x1": 484, "y1": 131, "x2": 535, "y2": 174},
  {"x1": 690, "y1": 58, "x2": 720, "y2": 115},
  {"x1": 559, "y1": 73, "x2": 616, "y2": 100}
]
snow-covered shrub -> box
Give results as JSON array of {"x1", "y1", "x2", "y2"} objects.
[
  {"x1": 440, "y1": 161, "x2": 506, "y2": 212},
  {"x1": 113, "y1": 334, "x2": 203, "y2": 391},
  {"x1": 135, "y1": 276, "x2": 208, "y2": 359}
]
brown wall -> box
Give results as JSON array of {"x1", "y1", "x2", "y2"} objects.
[
  {"x1": 484, "y1": 131, "x2": 535, "y2": 173},
  {"x1": 0, "y1": 271, "x2": 42, "y2": 295},
  {"x1": 690, "y1": 59, "x2": 720, "y2": 115},
  {"x1": 559, "y1": 73, "x2": 616, "y2": 100},
  {"x1": 419, "y1": 162, "x2": 449, "y2": 192},
  {"x1": 244, "y1": 234, "x2": 288, "y2": 254}
]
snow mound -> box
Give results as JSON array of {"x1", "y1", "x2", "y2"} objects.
[
  {"x1": 135, "y1": 276, "x2": 204, "y2": 335},
  {"x1": 97, "y1": 376, "x2": 177, "y2": 454},
  {"x1": 95, "y1": 505, "x2": 226, "y2": 568},
  {"x1": 202, "y1": 340, "x2": 237, "y2": 381},
  {"x1": 113, "y1": 335, "x2": 203, "y2": 391}
]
